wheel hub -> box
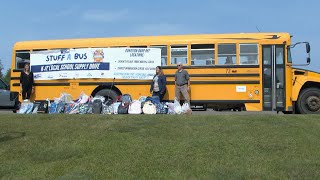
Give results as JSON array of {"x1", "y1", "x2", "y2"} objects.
[{"x1": 306, "y1": 96, "x2": 320, "y2": 111}]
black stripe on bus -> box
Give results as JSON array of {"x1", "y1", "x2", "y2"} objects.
[
  {"x1": 10, "y1": 74, "x2": 259, "y2": 80},
  {"x1": 190, "y1": 100, "x2": 260, "y2": 104},
  {"x1": 165, "y1": 73, "x2": 260, "y2": 78},
  {"x1": 13, "y1": 69, "x2": 23, "y2": 72},
  {"x1": 10, "y1": 77, "x2": 20, "y2": 80},
  {"x1": 186, "y1": 81, "x2": 260, "y2": 85},
  {"x1": 79, "y1": 80, "x2": 259, "y2": 86},
  {"x1": 13, "y1": 80, "x2": 259, "y2": 87},
  {"x1": 162, "y1": 65, "x2": 259, "y2": 69},
  {"x1": 13, "y1": 83, "x2": 70, "y2": 86}
]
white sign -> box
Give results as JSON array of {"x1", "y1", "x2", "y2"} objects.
[
  {"x1": 30, "y1": 48, "x2": 161, "y2": 80},
  {"x1": 236, "y1": 86, "x2": 246, "y2": 92}
]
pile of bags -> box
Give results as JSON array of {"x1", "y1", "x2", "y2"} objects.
[{"x1": 17, "y1": 92, "x2": 192, "y2": 115}]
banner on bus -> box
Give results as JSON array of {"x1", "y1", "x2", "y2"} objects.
[{"x1": 30, "y1": 48, "x2": 161, "y2": 80}]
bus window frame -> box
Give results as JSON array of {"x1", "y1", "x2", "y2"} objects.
[
  {"x1": 150, "y1": 45, "x2": 168, "y2": 66},
  {"x1": 239, "y1": 43, "x2": 259, "y2": 65},
  {"x1": 190, "y1": 44, "x2": 215, "y2": 66},
  {"x1": 170, "y1": 44, "x2": 188, "y2": 65},
  {"x1": 217, "y1": 43, "x2": 237, "y2": 65},
  {"x1": 15, "y1": 50, "x2": 30, "y2": 70}
]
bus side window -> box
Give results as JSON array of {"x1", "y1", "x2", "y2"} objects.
[
  {"x1": 240, "y1": 44, "x2": 258, "y2": 64},
  {"x1": 218, "y1": 44, "x2": 236, "y2": 65},
  {"x1": 191, "y1": 44, "x2": 215, "y2": 66},
  {"x1": 15, "y1": 50, "x2": 30, "y2": 70},
  {"x1": 150, "y1": 45, "x2": 168, "y2": 66},
  {"x1": 170, "y1": 45, "x2": 188, "y2": 65}
]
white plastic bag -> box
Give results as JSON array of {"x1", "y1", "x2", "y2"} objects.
[
  {"x1": 77, "y1": 92, "x2": 89, "y2": 104},
  {"x1": 182, "y1": 103, "x2": 191, "y2": 113},
  {"x1": 129, "y1": 100, "x2": 142, "y2": 114},
  {"x1": 174, "y1": 98, "x2": 182, "y2": 114},
  {"x1": 59, "y1": 93, "x2": 73, "y2": 103},
  {"x1": 166, "y1": 102, "x2": 176, "y2": 114},
  {"x1": 142, "y1": 101, "x2": 156, "y2": 114},
  {"x1": 112, "y1": 102, "x2": 121, "y2": 114},
  {"x1": 92, "y1": 95, "x2": 105, "y2": 103},
  {"x1": 46, "y1": 98, "x2": 51, "y2": 107}
]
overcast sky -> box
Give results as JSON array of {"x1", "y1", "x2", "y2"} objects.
[{"x1": 0, "y1": 0, "x2": 319, "y2": 72}]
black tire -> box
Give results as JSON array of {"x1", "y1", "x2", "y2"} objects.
[
  {"x1": 12, "y1": 101, "x2": 21, "y2": 113},
  {"x1": 297, "y1": 88, "x2": 320, "y2": 114},
  {"x1": 282, "y1": 111, "x2": 293, "y2": 114},
  {"x1": 95, "y1": 89, "x2": 119, "y2": 105}
]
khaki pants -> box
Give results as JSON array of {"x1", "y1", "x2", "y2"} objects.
[{"x1": 175, "y1": 84, "x2": 190, "y2": 104}]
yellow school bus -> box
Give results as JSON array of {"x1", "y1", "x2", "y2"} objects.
[{"x1": 10, "y1": 33, "x2": 320, "y2": 114}]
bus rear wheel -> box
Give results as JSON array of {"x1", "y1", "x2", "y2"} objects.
[
  {"x1": 297, "y1": 88, "x2": 320, "y2": 114},
  {"x1": 95, "y1": 89, "x2": 119, "y2": 105}
]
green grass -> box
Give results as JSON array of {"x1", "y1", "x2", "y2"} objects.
[{"x1": 1, "y1": 114, "x2": 320, "y2": 179}]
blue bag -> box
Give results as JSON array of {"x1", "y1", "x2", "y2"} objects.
[
  {"x1": 156, "y1": 102, "x2": 168, "y2": 114},
  {"x1": 49, "y1": 102, "x2": 58, "y2": 114}
]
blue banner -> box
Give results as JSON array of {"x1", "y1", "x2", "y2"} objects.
[{"x1": 31, "y1": 62, "x2": 110, "y2": 73}]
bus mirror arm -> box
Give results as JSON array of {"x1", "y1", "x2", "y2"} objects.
[
  {"x1": 289, "y1": 42, "x2": 308, "y2": 49},
  {"x1": 289, "y1": 42, "x2": 311, "y2": 66}
]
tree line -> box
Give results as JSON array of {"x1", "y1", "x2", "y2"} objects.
[{"x1": 0, "y1": 59, "x2": 11, "y2": 85}]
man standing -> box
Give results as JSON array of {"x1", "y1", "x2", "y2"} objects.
[{"x1": 175, "y1": 62, "x2": 190, "y2": 104}]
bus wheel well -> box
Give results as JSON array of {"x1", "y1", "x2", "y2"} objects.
[
  {"x1": 301, "y1": 81, "x2": 320, "y2": 91},
  {"x1": 91, "y1": 85, "x2": 122, "y2": 97},
  {"x1": 296, "y1": 82, "x2": 320, "y2": 114}
]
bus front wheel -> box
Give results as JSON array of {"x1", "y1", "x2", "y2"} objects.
[
  {"x1": 297, "y1": 88, "x2": 320, "y2": 114},
  {"x1": 95, "y1": 89, "x2": 119, "y2": 105}
]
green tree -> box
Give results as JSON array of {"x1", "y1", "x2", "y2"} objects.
[
  {"x1": 0, "y1": 59, "x2": 3, "y2": 79},
  {"x1": 3, "y1": 68, "x2": 11, "y2": 85}
]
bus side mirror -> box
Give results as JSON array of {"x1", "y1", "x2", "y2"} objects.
[
  {"x1": 306, "y1": 43, "x2": 310, "y2": 53},
  {"x1": 307, "y1": 57, "x2": 311, "y2": 64}
]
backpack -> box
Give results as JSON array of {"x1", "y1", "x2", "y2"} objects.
[
  {"x1": 56, "y1": 102, "x2": 65, "y2": 113},
  {"x1": 102, "y1": 104, "x2": 113, "y2": 114},
  {"x1": 32, "y1": 105, "x2": 39, "y2": 114},
  {"x1": 87, "y1": 102, "x2": 93, "y2": 114},
  {"x1": 25, "y1": 103, "x2": 34, "y2": 114},
  {"x1": 121, "y1": 94, "x2": 132, "y2": 104},
  {"x1": 49, "y1": 102, "x2": 58, "y2": 114},
  {"x1": 156, "y1": 103, "x2": 168, "y2": 114},
  {"x1": 138, "y1": 96, "x2": 147, "y2": 103},
  {"x1": 118, "y1": 102, "x2": 129, "y2": 114},
  {"x1": 146, "y1": 96, "x2": 160, "y2": 105},
  {"x1": 142, "y1": 101, "x2": 156, "y2": 114},
  {"x1": 37, "y1": 101, "x2": 49, "y2": 113},
  {"x1": 64, "y1": 103, "x2": 74, "y2": 114},
  {"x1": 112, "y1": 102, "x2": 121, "y2": 114},
  {"x1": 128, "y1": 100, "x2": 142, "y2": 114},
  {"x1": 92, "y1": 99, "x2": 102, "y2": 114},
  {"x1": 32, "y1": 101, "x2": 42, "y2": 114},
  {"x1": 17, "y1": 103, "x2": 29, "y2": 114},
  {"x1": 145, "y1": 96, "x2": 153, "y2": 102},
  {"x1": 79, "y1": 104, "x2": 89, "y2": 114},
  {"x1": 69, "y1": 103, "x2": 80, "y2": 114},
  {"x1": 151, "y1": 96, "x2": 160, "y2": 105}
]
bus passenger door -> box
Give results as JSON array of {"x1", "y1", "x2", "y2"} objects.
[{"x1": 262, "y1": 45, "x2": 285, "y2": 111}]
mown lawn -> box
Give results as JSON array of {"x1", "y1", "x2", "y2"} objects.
[{"x1": 1, "y1": 114, "x2": 320, "y2": 179}]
